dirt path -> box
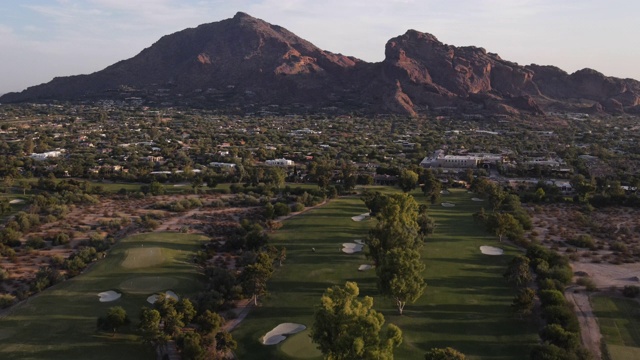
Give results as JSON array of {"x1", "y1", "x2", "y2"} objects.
[
  {"x1": 566, "y1": 286, "x2": 601, "y2": 359},
  {"x1": 224, "y1": 299, "x2": 255, "y2": 333}
]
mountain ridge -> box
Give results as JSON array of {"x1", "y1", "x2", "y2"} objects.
[{"x1": 2, "y1": 12, "x2": 639, "y2": 116}]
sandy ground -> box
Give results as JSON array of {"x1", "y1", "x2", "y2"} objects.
[{"x1": 530, "y1": 204, "x2": 640, "y2": 358}]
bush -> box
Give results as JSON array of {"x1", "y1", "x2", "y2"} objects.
[
  {"x1": 622, "y1": 285, "x2": 640, "y2": 298},
  {"x1": 576, "y1": 277, "x2": 598, "y2": 291},
  {"x1": 273, "y1": 202, "x2": 290, "y2": 217},
  {"x1": 291, "y1": 202, "x2": 305, "y2": 212},
  {"x1": 543, "y1": 305, "x2": 580, "y2": 333},
  {"x1": 26, "y1": 236, "x2": 46, "y2": 249},
  {"x1": 0, "y1": 294, "x2": 16, "y2": 309},
  {"x1": 539, "y1": 290, "x2": 566, "y2": 307},
  {"x1": 567, "y1": 234, "x2": 596, "y2": 250}
]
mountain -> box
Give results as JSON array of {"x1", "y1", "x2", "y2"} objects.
[{"x1": 2, "y1": 12, "x2": 640, "y2": 116}]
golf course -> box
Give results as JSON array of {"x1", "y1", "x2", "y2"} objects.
[
  {"x1": 592, "y1": 295, "x2": 640, "y2": 360},
  {"x1": 0, "y1": 232, "x2": 208, "y2": 360},
  {"x1": 232, "y1": 188, "x2": 539, "y2": 359}
]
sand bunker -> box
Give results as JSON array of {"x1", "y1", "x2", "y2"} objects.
[
  {"x1": 351, "y1": 213, "x2": 370, "y2": 222},
  {"x1": 471, "y1": 198, "x2": 484, "y2": 202},
  {"x1": 98, "y1": 290, "x2": 121, "y2": 302},
  {"x1": 480, "y1": 246, "x2": 504, "y2": 255},
  {"x1": 146, "y1": 290, "x2": 179, "y2": 304},
  {"x1": 358, "y1": 264, "x2": 373, "y2": 271},
  {"x1": 9, "y1": 199, "x2": 24, "y2": 204},
  {"x1": 441, "y1": 202, "x2": 456, "y2": 207},
  {"x1": 354, "y1": 239, "x2": 365, "y2": 245},
  {"x1": 440, "y1": 190, "x2": 450, "y2": 195},
  {"x1": 342, "y1": 243, "x2": 364, "y2": 254},
  {"x1": 263, "y1": 323, "x2": 306, "y2": 345}
]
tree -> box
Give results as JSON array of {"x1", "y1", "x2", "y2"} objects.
[
  {"x1": 398, "y1": 169, "x2": 419, "y2": 193},
  {"x1": 511, "y1": 288, "x2": 535, "y2": 318},
  {"x1": 265, "y1": 167, "x2": 286, "y2": 189},
  {"x1": 424, "y1": 347, "x2": 466, "y2": 360},
  {"x1": 178, "y1": 331, "x2": 206, "y2": 360},
  {"x1": 139, "y1": 308, "x2": 169, "y2": 346},
  {"x1": 176, "y1": 298, "x2": 197, "y2": 324},
  {"x1": 214, "y1": 330, "x2": 237, "y2": 354},
  {"x1": 98, "y1": 306, "x2": 130, "y2": 334},
  {"x1": 16, "y1": 178, "x2": 31, "y2": 195},
  {"x1": 504, "y1": 255, "x2": 532, "y2": 287},
  {"x1": 278, "y1": 247, "x2": 287, "y2": 267},
  {"x1": 240, "y1": 252, "x2": 274, "y2": 305},
  {"x1": 376, "y1": 248, "x2": 426, "y2": 315},
  {"x1": 365, "y1": 193, "x2": 422, "y2": 266},
  {"x1": 196, "y1": 310, "x2": 224, "y2": 334},
  {"x1": 311, "y1": 282, "x2": 402, "y2": 360},
  {"x1": 0, "y1": 199, "x2": 10, "y2": 216},
  {"x1": 421, "y1": 170, "x2": 441, "y2": 204},
  {"x1": 487, "y1": 213, "x2": 523, "y2": 242}
]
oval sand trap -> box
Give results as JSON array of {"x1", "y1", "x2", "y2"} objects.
[
  {"x1": 263, "y1": 323, "x2": 306, "y2": 345},
  {"x1": 121, "y1": 247, "x2": 164, "y2": 269},
  {"x1": 9, "y1": 199, "x2": 24, "y2": 204},
  {"x1": 440, "y1": 190, "x2": 450, "y2": 195},
  {"x1": 358, "y1": 264, "x2": 373, "y2": 271},
  {"x1": 351, "y1": 213, "x2": 370, "y2": 222},
  {"x1": 342, "y1": 243, "x2": 364, "y2": 254},
  {"x1": 471, "y1": 197, "x2": 484, "y2": 202},
  {"x1": 480, "y1": 246, "x2": 504, "y2": 255},
  {"x1": 441, "y1": 202, "x2": 455, "y2": 207},
  {"x1": 98, "y1": 290, "x2": 121, "y2": 302}
]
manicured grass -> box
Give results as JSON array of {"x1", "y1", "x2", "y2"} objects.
[
  {"x1": 232, "y1": 188, "x2": 538, "y2": 359},
  {"x1": 0, "y1": 232, "x2": 208, "y2": 360},
  {"x1": 592, "y1": 295, "x2": 640, "y2": 359}
]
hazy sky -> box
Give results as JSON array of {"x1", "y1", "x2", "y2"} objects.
[{"x1": 1, "y1": 0, "x2": 639, "y2": 95}]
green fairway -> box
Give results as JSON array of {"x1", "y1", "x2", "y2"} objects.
[
  {"x1": 232, "y1": 188, "x2": 538, "y2": 359},
  {"x1": 0, "y1": 232, "x2": 207, "y2": 360},
  {"x1": 592, "y1": 295, "x2": 640, "y2": 360}
]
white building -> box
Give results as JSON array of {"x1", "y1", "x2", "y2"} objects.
[
  {"x1": 420, "y1": 150, "x2": 502, "y2": 169},
  {"x1": 266, "y1": 158, "x2": 295, "y2": 167},
  {"x1": 209, "y1": 162, "x2": 236, "y2": 168},
  {"x1": 30, "y1": 150, "x2": 64, "y2": 160}
]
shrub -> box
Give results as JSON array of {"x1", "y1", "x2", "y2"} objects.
[
  {"x1": 539, "y1": 290, "x2": 566, "y2": 307},
  {"x1": 622, "y1": 285, "x2": 640, "y2": 298},
  {"x1": 26, "y1": 236, "x2": 46, "y2": 249},
  {"x1": 0, "y1": 294, "x2": 16, "y2": 309},
  {"x1": 567, "y1": 234, "x2": 596, "y2": 250},
  {"x1": 273, "y1": 202, "x2": 290, "y2": 217},
  {"x1": 291, "y1": 202, "x2": 305, "y2": 212}
]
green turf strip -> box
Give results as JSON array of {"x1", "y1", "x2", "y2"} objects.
[
  {"x1": 0, "y1": 232, "x2": 207, "y2": 360},
  {"x1": 232, "y1": 188, "x2": 538, "y2": 360}
]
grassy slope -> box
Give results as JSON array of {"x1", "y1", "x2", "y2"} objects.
[
  {"x1": 592, "y1": 295, "x2": 640, "y2": 360},
  {"x1": 233, "y1": 188, "x2": 538, "y2": 360},
  {"x1": 0, "y1": 232, "x2": 207, "y2": 360}
]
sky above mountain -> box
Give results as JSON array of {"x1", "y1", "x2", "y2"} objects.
[{"x1": 1, "y1": 0, "x2": 639, "y2": 96}]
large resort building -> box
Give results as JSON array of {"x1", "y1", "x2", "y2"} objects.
[{"x1": 420, "y1": 150, "x2": 503, "y2": 169}]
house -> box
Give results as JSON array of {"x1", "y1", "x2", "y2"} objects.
[{"x1": 265, "y1": 158, "x2": 295, "y2": 167}]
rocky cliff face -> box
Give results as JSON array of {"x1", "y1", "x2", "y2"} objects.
[{"x1": 2, "y1": 12, "x2": 639, "y2": 116}]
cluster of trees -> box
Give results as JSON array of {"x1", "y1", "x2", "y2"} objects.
[
  {"x1": 363, "y1": 192, "x2": 430, "y2": 315},
  {"x1": 471, "y1": 178, "x2": 531, "y2": 244},
  {"x1": 97, "y1": 296, "x2": 237, "y2": 359},
  {"x1": 525, "y1": 244, "x2": 591, "y2": 360}
]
